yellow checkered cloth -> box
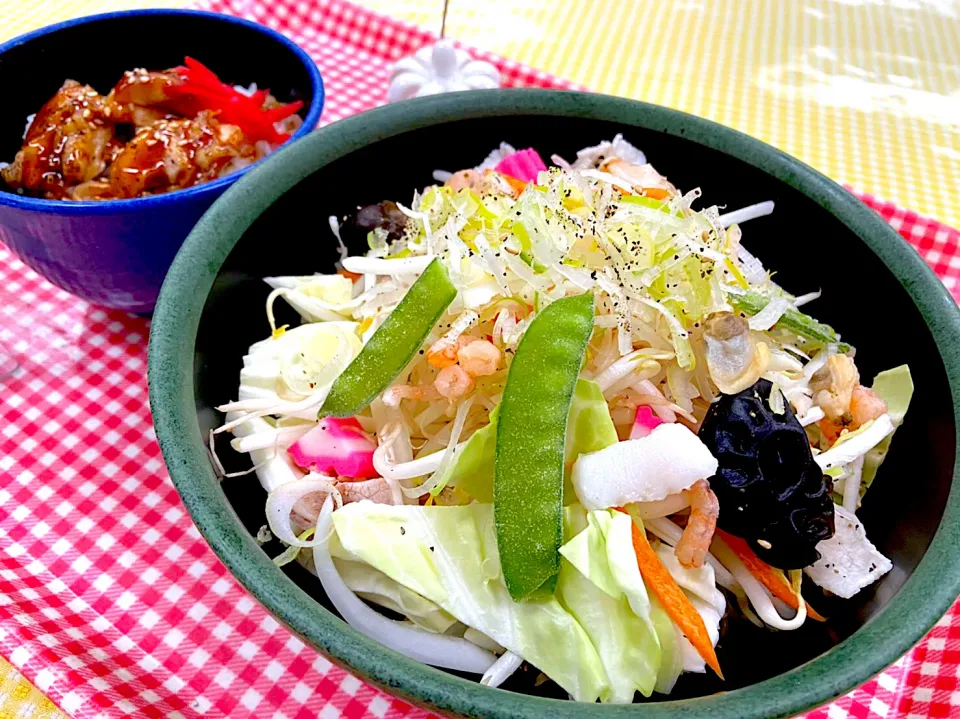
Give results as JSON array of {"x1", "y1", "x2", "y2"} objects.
[
  {"x1": 0, "y1": 0, "x2": 957, "y2": 714},
  {"x1": 0, "y1": 662, "x2": 62, "y2": 719},
  {"x1": 2, "y1": 0, "x2": 958, "y2": 227}
]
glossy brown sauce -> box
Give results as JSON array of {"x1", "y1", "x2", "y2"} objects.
[{"x1": 2, "y1": 69, "x2": 275, "y2": 201}]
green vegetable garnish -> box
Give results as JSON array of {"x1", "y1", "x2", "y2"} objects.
[
  {"x1": 495, "y1": 291, "x2": 595, "y2": 600},
  {"x1": 438, "y1": 379, "x2": 618, "y2": 503},
  {"x1": 320, "y1": 259, "x2": 456, "y2": 417},
  {"x1": 730, "y1": 291, "x2": 851, "y2": 352}
]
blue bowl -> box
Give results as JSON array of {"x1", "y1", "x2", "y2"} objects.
[{"x1": 0, "y1": 9, "x2": 324, "y2": 313}]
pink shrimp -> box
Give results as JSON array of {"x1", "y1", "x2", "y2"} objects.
[
  {"x1": 434, "y1": 364, "x2": 475, "y2": 399},
  {"x1": 674, "y1": 479, "x2": 719, "y2": 569},
  {"x1": 819, "y1": 382, "x2": 889, "y2": 442},
  {"x1": 457, "y1": 339, "x2": 501, "y2": 377},
  {"x1": 383, "y1": 384, "x2": 441, "y2": 407},
  {"x1": 384, "y1": 363, "x2": 477, "y2": 406},
  {"x1": 849, "y1": 385, "x2": 888, "y2": 430},
  {"x1": 445, "y1": 169, "x2": 482, "y2": 192},
  {"x1": 426, "y1": 335, "x2": 476, "y2": 369},
  {"x1": 426, "y1": 335, "x2": 500, "y2": 377}
]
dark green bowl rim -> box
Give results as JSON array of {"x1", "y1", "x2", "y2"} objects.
[{"x1": 148, "y1": 89, "x2": 960, "y2": 719}]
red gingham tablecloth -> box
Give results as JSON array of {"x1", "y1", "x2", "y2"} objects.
[{"x1": 1, "y1": 2, "x2": 959, "y2": 717}]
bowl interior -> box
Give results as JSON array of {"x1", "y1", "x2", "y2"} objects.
[
  {"x1": 0, "y1": 11, "x2": 316, "y2": 167},
  {"x1": 155, "y1": 94, "x2": 960, "y2": 718}
]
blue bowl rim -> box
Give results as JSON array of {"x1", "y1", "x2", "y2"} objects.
[{"x1": 0, "y1": 8, "x2": 324, "y2": 216}]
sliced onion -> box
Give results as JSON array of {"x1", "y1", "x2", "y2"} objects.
[
  {"x1": 481, "y1": 651, "x2": 523, "y2": 688},
  {"x1": 798, "y1": 406, "x2": 825, "y2": 427},
  {"x1": 717, "y1": 201, "x2": 775, "y2": 228},
  {"x1": 768, "y1": 384, "x2": 786, "y2": 415},
  {"x1": 617, "y1": 321, "x2": 633, "y2": 357},
  {"x1": 735, "y1": 245, "x2": 768, "y2": 286},
  {"x1": 710, "y1": 535, "x2": 807, "y2": 630},
  {"x1": 216, "y1": 386, "x2": 331, "y2": 434},
  {"x1": 747, "y1": 296, "x2": 791, "y2": 331},
  {"x1": 634, "y1": 380, "x2": 678, "y2": 423},
  {"x1": 579, "y1": 169, "x2": 635, "y2": 193},
  {"x1": 842, "y1": 456, "x2": 865, "y2": 513},
  {"x1": 501, "y1": 251, "x2": 553, "y2": 294},
  {"x1": 594, "y1": 351, "x2": 645, "y2": 392},
  {"x1": 547, "y1": 257, "x2": 596, "y2": 293},
  {"x1": 432, "y1": 169, "x2": 453, "y2": 183},
  {"x1": 492, "y1": 309, "x2": 515, "y2": 347},
  {"x1": 265, "y1": 475, "x2": 338, "y2": 547},
  {"x1": 634, "y1": 296, "x2": 689, "y2": 349},
  {"x1": 226, "y1": 414, "x2": 306, "y2": 492},
  {"x1": 373, "y1": 423, "x2": 465, "y2": 480},
  {"x1": 313, "y1": 496, "x2": 496, "y2": 673},
  {"x1": 402, "y1": 397, "x2": 474, "y2": 498},
  {"x1": 474, "y1": 235, "x2": 510, "y2": 295},
  {"x1": 594, "y1": 348, "x2": 674, "y2": 392}
]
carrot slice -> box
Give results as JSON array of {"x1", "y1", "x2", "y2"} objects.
[
  {"x1": 337, "y1": 267, "x2": 363, "y2": 282},
  {"x1": 618, "y1": 509, "x2": 723, "y2": 679},
  {"x1": 716, "y1": 529, "x2": 827, "y2": 622},
  {"x1": 484, "y1": 169, "x2": 528, "y2": 195},
  {"x1": 640, "y1": 187, "x2": 671, "y2": 200}
]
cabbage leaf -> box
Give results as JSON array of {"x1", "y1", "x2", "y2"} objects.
[
  {"x1": 331, "y1": 502, "x2": 611, "y2": 702},
  {"x1": 557, "y1": 507, "x2": 661, "y2": 699},
  {"x1": 333, "y1": 558, "x2": 460, "y2": 634},
  {"x1": 861, "y1": 365, "x2": 913, "y2": 496}
]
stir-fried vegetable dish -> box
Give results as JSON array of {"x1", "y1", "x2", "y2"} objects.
[
  {"x1": 216, "y1": 137, "x2": 913, "y2": 701},
  {"x1": 1, "y1": 57, "x2": 302, "y2": 200}
]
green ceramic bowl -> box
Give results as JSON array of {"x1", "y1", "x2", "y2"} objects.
[{"x1": 149, "y1": 90, "x2": 960, "y2": 718}]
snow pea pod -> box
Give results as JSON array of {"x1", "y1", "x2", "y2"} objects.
[
  {"x1": 495, "y1": 292, "x2": 595, "y2": 600},
  {"x1": 320, "y1": 258, "x2": 456, "y2": 418}
]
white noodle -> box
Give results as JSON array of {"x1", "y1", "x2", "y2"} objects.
[
  {"x1": 313, "y1": 496, "x2": 496, "y2": 673},
  {"x1": 481, "y1": 651, "x2": 523, "y2": 688},
  {"x1": 644, "y1": 517, "x2": 739, "y2": 593},
  {"x1": 792, "y1": 290, "x2": 822, "y2": 307},
  {"x1": 328, "y1": 216, "x2": 348, "y2": 260},
  {"x1": 341, "y1": 255, "x2": 435, "y2": 276},
  {"x1": 230, "y1": 424, "x2": 312, "y2": 453},
  {"x1": 710, "y1": 536, "x2": 807, "y2": 630},
  {"x1": 717, "y1": 201, "x2": 775, "y2": 228}
]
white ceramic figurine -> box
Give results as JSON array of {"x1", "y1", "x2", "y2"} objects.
[{"x1": 387, "y1": 39, "x2": 500, "y2": 103}]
